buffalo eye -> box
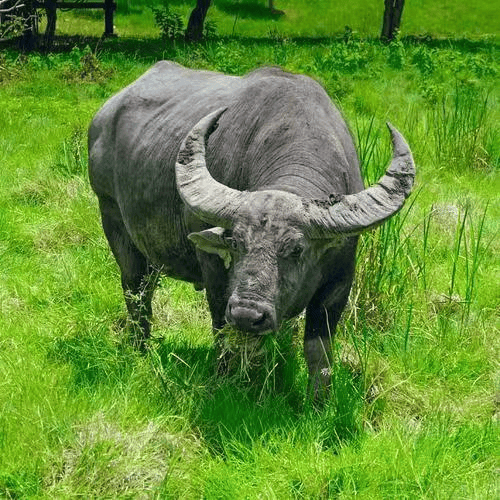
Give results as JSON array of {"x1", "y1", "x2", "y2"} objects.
[
  {"x1": 289, "y1": 244, "x2": 304, "y2": 259},
  {"x1": 224, "y1": 232, "x2": 240, "y2": 252}
]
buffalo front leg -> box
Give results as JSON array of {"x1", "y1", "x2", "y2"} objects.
[
  {"x1": 100, "y1": 199, "x2": 158, "y2": 348},
  {"x1": 304, "y1": 278, "x2": 353, "y2": 402},
  {"x1": 304, "y1": 307, "x2": 334, "y2": 402},
  {"x1": 195, "y1": 250, "x2": 229, "y2": 372}
]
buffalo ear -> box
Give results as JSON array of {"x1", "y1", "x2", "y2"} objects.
[{"x1": 188, "y1": 227, "x2": 232, "y2": 269}]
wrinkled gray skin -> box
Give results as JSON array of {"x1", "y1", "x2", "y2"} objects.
[{"x1": 89, "y1": 62, "x2": 415, "y2": 399}]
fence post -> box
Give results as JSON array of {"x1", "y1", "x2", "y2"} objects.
[{"x1": 104, "y1": 0, "x2": 115, "y2": 37}]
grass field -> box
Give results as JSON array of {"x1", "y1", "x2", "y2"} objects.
[
  {"x1": 50, "y1": 0, "x2": 500, "y2": 40},
  {"x1": 1, "y1": 1, "x2": 499, "y2": 498}
]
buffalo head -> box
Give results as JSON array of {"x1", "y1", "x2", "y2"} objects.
[{"x1": 176, "y1": 109, "x2": 415, "y2": 335}]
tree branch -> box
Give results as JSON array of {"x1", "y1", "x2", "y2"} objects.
[{"x1": 0, "y1": 0, "x2": 26, "y2": 13}]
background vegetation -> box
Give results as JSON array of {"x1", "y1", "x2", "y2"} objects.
[{"x1": 1, "y1": 1, "x2": 499, "y2": 498}]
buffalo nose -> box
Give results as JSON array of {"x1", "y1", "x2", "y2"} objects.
[{"x1": 226, "y1": 298, "x2": 275, "y2": 333}]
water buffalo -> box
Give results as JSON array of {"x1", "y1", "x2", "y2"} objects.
[{"x1": 88, "y1": 62, "x2": 415, "y2": 398}]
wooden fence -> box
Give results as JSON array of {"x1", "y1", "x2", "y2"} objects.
[
  {"x1": 33, "y1": 0, "x2": 116, "y2": 37},
  {"x1": 0, "y1": 0, "x2": 117, "y2": 48}
]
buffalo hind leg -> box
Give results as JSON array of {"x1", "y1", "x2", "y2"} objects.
[
  {"x1": 99, "y1": 199, "x2": 158, "y2": 348},
  {"x1": 122, "y1": 262, "x2": 159, "y2": 349}
]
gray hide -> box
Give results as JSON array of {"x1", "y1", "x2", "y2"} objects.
[{"x1": 89, "y1": 61, "x2": 415, "y2": 399}]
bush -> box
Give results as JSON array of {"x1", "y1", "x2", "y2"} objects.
[
  {"x1": 387, "y1": 39, "x2": 406, "y2": 69},
  {"x1": 151, "y1": 5, "x2": 184, "y2": 42},
  {"x1": 61, "y1": 46, "x2": 113, "y2": 83}
]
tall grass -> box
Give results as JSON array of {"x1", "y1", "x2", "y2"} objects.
[{"x1": 431, "y1": 84, "x2": 492, "y2": 171}]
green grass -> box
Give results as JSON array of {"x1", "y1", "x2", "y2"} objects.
[{"x1": 1, "y1": 2, "x2": 499, "y2": 498}]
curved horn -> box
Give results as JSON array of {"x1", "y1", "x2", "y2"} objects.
[
  {"x1": 305, "y1": 123, "x2": 415, "y2": 237},
  {"x1": 175, "y1": 108, "x2": 247, "y2": 229}
]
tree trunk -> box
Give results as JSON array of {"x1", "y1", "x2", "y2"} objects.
[
  {"x1": 381, "y1": 0, "x2": 405, "y2": 42},
  {"x1": 185, "y1": 0, "x2": 211, "y2": 42}
]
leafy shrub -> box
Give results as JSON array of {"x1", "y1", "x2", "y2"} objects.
[
  {"x1": 203, "y1": 20, "x2": 218, "y2": 41},
  {"x1": 61, "y1": 46, "x2": 113, "y2": 83},
  {"x1": 387, "y1": 39, "x2": 406, "y2": 69},
  {"x1": 317, "y1": 41, "x2": 371, "y2": 75},
  {"x1": 419, "y1": 81, "x2": 445, "y2": 105},
  {"x1": 411, "y1": 46, "x2": 436, "y2": 75},
  {"x1": 324, "y1": 74, "x2": 353, "y2": 101},
  {"x1": 152, "y1": 5, "x2": 184, "y2": 41},
  {"x1": 0, "y1": 52, "x2": 21, "y2": 83},
  {"x1": 212, "y1": 41, "x2": 247, "y2": 74},
  {"x1": 446, "y1": 52, "x2": 498, "y2": 81},
  {"x1": 467, "y1": 53, "x2": 497, "y2": 78}
]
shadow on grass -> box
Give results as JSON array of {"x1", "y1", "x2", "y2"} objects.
[
  {"x1": 46, "y1": 320, "x2": 365, "y2": 455},
  {"x1": 151, "y1": 330, "x2": 364, "y2": 455},
  {"x1": 217, "y1": 0, "x2": 285, "y2": 20},
  {"x1": 2, "y1": 32, "x2": 498, "y2": 60}
]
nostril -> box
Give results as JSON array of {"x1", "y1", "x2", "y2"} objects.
[
  {"x1": 226, "y1": 301, "x2": 274, "y2": 333},
  {"x1": 230, "y1": 306, "x2": 263, "y2": 324},
  {"x1": 251, "y1": 311, "x2": 267, "y2": 327}
]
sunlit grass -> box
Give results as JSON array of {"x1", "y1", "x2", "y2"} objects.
[{"x1": 48, "y1": 0, "x2": 500, "y2": 40}]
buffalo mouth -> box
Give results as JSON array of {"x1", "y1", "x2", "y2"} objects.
[{"x1": 225, "y1": 296, "x2": 277, "y2": 335}]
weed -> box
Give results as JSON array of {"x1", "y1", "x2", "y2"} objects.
[
  {"x1": 52, "y1": 126, "x2": 87, "y2": 178},
  {"x1": 411, "y1": 45, "x2": 436, "y2": 75},
  {"x1": 152, "y1": 5, "x2": 217, "y2": 43},
  {"x1": 0, "y1": 52, "x2": 21, "y2": 83},
  {"x1": 0, "y1": 471, "x2": 41, "y2": 498},
  {"x1": 315, "y1": 40, "x2": 371, "y2": 76},
  {"x1": 268, "y1": 26, "x2": 295, "y2": 66},
  {"x1": 387, "y1": 38, "x2": 406, "y2": 69},
  {"x1": 204, "y1": 20, "x2": 218, "y2": 41},
  {"x1": 448, "y1": 203, "x2": 490, "y2": 322},
  {"x1": 152, "y1": 4, "x2": 185, "y2": 42},
  {"x1": 61, "y1": 46, "x2": 113, "y2": 83}
]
